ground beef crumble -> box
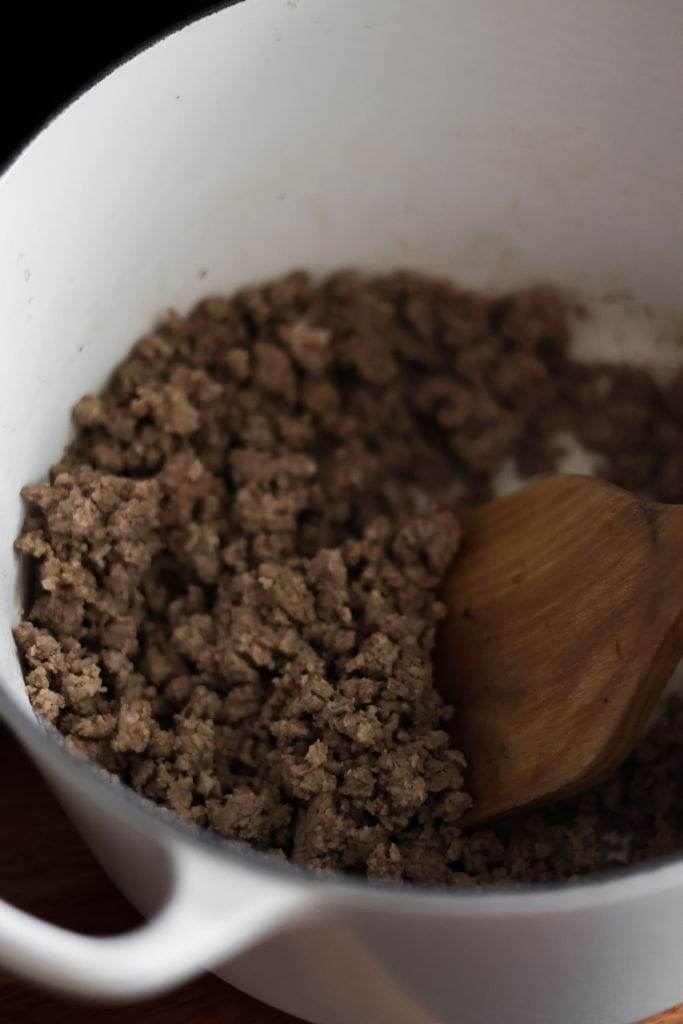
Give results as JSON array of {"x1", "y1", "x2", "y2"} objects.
[{"x1": 14, "y1": 270, "x2": 683, "y2": 885}]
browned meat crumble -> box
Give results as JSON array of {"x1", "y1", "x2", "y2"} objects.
[{"x1": 14, "y1": 271, "x2": 683, "y2": 885}]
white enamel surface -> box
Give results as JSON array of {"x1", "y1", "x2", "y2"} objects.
[
  {"x1": 0, "y1": 1, "x2": 682, "y2": 1021},
  {"x1": 570, "y1": 296, "x2": 683, "y2": 386}
]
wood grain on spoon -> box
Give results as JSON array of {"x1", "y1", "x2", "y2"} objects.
[{"x1": 435, "y1": 474, "x2": 683, "y2": 827}]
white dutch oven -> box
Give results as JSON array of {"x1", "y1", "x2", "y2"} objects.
[{"x1": 0, "y1": 2, "x2": 681, "y2": 1021}]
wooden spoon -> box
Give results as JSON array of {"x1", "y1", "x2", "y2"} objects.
[{"x1": 435, "y1": 474, "x2": 683, "y2": 828}]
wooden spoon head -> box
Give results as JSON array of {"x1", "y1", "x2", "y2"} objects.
[{"x1": 435, "y1": 475, "x2": 683, "y2": 828}]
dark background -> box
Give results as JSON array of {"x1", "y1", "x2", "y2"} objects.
[{"x1": 1, "y1": 3, "x2": 221, "y2": 167}]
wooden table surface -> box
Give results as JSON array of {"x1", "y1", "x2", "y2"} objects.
[{"x1": 0, "y1": 726, "x2": 680, "y2": 1024}]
